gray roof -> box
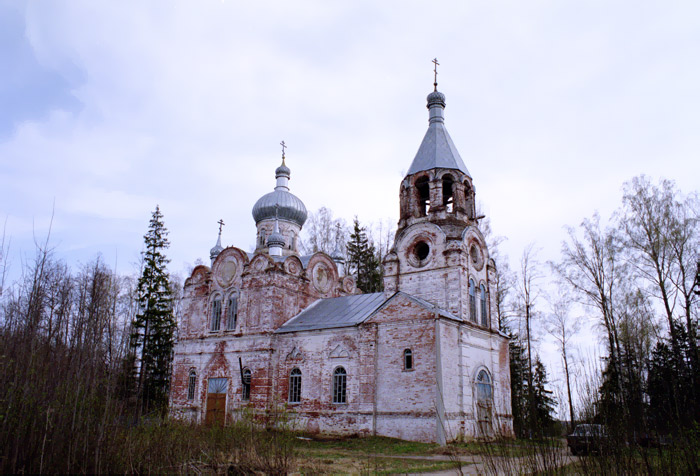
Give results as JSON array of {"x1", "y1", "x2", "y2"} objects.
[
  {"x1": 406, "y1": 90, "x2": 471, "y2": 177},
  {"x1": 276, "y1": 292, "x2": 386, "y2": 333},
  {"x1": 275, "y1": 291, "x2": 463, "y2": 334},
  {"x1": 252, "y1": 189, "x2": 308, "y2": 227}
]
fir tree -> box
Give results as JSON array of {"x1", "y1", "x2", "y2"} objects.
[
  {"x1": 346, "y1": 217, "x2": 382, "y2": 293},
  {"x1": 130, "y1": 205, "x2": 176, "y2": 416},
  {"x1": 509, "y1": 337, "x2": 529, "y2": 438},
  {"x1": 532, "y1": 356, "x2": 557, "y2": 434}
]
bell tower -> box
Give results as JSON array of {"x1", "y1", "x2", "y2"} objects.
[
  {"x1": 397, "y1": 84, "x2": 476, "y2": 233},
  {"x1": 384, "y1": 64, "x2": 494, "y2": 328}
]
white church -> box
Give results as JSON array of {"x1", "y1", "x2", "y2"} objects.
[{"x1": 169, "y1": 77, "x2": 513, "y2": 443}]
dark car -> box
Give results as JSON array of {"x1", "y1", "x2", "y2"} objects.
[{"x1": 567, "y1": 424, "x2": 608, "y2": 456}]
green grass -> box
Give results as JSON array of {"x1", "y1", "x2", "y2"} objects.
[
  {"x1": 294, "y1": 434, "x2": 439, "y2": 456},
  {"x1": 292, "y1": 435, "x2": 464, "y2": 474}
]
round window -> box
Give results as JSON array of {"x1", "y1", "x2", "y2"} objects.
[
  {"x1": 407, "y1": 238, "x2": 433, "y2": 268},
  {"x1": 415, "y1": 241, "x2": 430, "y2": 261}
]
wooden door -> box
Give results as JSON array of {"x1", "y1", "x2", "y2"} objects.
[
  {"x1": 205, "y1": 377, "x2": 228, "y2": 425},
  {"x1": 205, "y1": 393, "x2": 226, "y2": 425}
]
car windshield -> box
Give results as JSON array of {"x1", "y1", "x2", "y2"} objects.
[{"x1": 573, "y1": 424, "x2": 606, "y2": 436}]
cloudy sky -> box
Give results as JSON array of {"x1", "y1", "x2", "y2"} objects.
[{"x1": 2, "y1": 0, "x2": 699, "y2": 399}]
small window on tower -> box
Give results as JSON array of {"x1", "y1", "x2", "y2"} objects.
[
  {"x1": 442, "y1": 174, "x2": 454, "y2": 213},
  {"x1": 415, "y1": 241, "x2": 430, "y2": 261},
  {"x1": 416, "y1": 177, "x2": 430, "y2": 216},
  {"x1": 469, "y1": 279, "x2": 477, "y2": 322},
  {"x1": 403, "y1": 349, "x2": 413, "y2": 370},
  {"x1": 480, "y1": 284, "x2": 488, "y2": 327},
  {"x1": 464, "y1": 182, "x2": 475, "y2": 219}
]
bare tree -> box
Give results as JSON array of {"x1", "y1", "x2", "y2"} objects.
[
  {"x1": 545, "y1": 285, "x2": 581, "y2": 432},
  {"x1": 620, "y1": 176, "x2": 682, "y2": 345},
  {"x1": 554, "y1": 214, "x2": 624, "y2": 387},
  {"x1": 516, "y1": 244, "x2": 543, "y2": 434},
  {"x1": 300, "y1": 207, "x2": 347, "y2": 255}
]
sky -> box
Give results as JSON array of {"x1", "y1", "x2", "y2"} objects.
[{"x1": 2, "y1": 0, "x2": 700, "y2": 411}]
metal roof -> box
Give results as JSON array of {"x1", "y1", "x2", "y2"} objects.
[
  {"x1": 406, "y1": 90, "x2": 471, "y2": 177},
  {"x1": 275, "y1": 291, "x2": 463, "y2": 334},
  {"x1": 275, "y1": 292, "x2": 387, "y2": 333}
]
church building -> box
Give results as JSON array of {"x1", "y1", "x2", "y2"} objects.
[{"x1": 169, "y1": 80, "x2": 513, "y2": 443}]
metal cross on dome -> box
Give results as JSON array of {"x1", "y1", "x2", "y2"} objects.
[
  {"x1": 280, "y1": 140, "x2": 287, "y2": 159},
  {"x1": 432, "y1": 58, "x2": 440, "y2": 91},
  {"x1": 217, "y1": 219, "x2": 225, "y2": 234}
]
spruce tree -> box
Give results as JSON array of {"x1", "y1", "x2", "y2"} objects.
[
  {"x1": 346, "y1": 217, "x2": 383, "y2": 293},
  {"x1": 532, "y1": 356, "x2": 557, "y2": 434},
  {"x1": 130, "y1": 205, "x2": 176, "y2": 416}
]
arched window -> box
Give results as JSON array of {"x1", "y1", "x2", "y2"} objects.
[
  {"x1": 332, "y1": 367, "x2": 347, "y2": 404},
  {"x1": 289, "y1": 368, "x2": 302, "y2": 403},
  {"x1": 469, "y1": 279, "x2": 477, "y2": 322},
  {"x1": 242, "y1": 368, "x2": 251, "y2": 401},
  {"x1": 476, "y1": 370, "x2": 493, "y2": 405},
  {"x1": 403, "y1": 349, "x2": 413, "y2": 370},
  {"x1": 187, "y1": 369, "x2": 197, "y2": 400},
  {"x1": 480, "y1": 284, "x2": 488, "y2": 327},
  {"x1": 416, "y1": 177, "x2": 430, "y2": 216},
  {"x1": 226, "y1": 294, "x2": 238, "y2": 331},
  {"x1": 476, "y1": 369, "x2": 493, "y2": 436},
  {"x1": 211, "y1": 297, "x2": 222, "y2": 331},
  {"x1": 442, "y1": 174, "x2": 454, "y2": 212}
]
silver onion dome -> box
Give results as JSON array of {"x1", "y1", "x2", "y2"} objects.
[
  {"x1": 253, "y1": 191, "x2": 307, "y2": 227},
  {"x1": 427, "y1": 90, "x2": 446, "y2": 108},
  {"x1": 252, "y1": 159, "x2": 308, "y2": 227},
  {"x1": 275, "y1": 162, "x2": 291, "y2": 177}
]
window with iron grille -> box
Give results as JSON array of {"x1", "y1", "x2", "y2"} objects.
[
  {"x1": 226, "y1": 295, "x2": 238, "y2": 331},
  {"x1": 242, "y1": 368, "x2": 251, "y2": 401},
  {"x1": 288, "y1": 368, "x2": 302, "y2": 403},
  {"x1": 187, "y1": 369, "x2": 197, "y2": 400},
  {"x1": 211, "y1": 298, "x2": 222, "y2": 331},
  {"x1": 480, "y1": 284, "x2": 488, "y2": 327},
  {"x1": 403, "y1": 349, "x2": 413, "y2": 370},
  {"x1": 469, "y1": 279, "x2": 476, "y2": 322},
  {"x1": 332, "y1": 367, "x2": 347, "y2": 404}
]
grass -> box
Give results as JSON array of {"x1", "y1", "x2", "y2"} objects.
[
  {"x1": 294, "y1": 434, "x2": 439, "y2": 455},
  {"x1": 292, "y1": 435, "x2": 459, "y2": 475}
]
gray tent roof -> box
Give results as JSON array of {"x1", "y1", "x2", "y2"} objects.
[
  {"x1": 406, "y1": 90, "x2": 471, "y2": 177},
  {"x1": 275, "y1": 291, "x2": 461, "y2": 334},
  {"x1": 406, "y1": 122, "x2": 470, "y2": 176}
]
